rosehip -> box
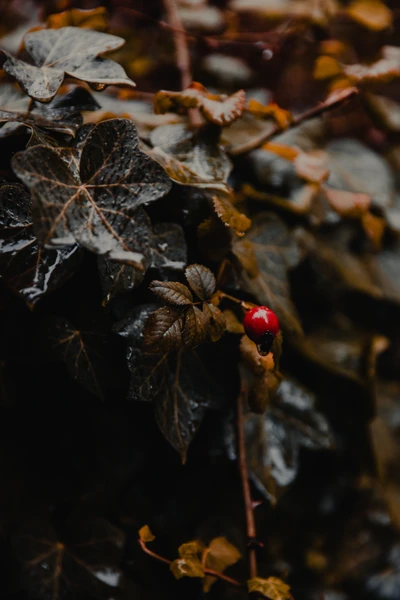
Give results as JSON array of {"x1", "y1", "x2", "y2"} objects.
[{"x1": 243, "y1": 306, "x2": 280, "y2": 356}]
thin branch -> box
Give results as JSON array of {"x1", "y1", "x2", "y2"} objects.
[
  {"x1": 228, "y1": 87, "x2": 359, "y2": 156},
  {"x1": 162, "y1": 0, "x2": 192, "y2": 90},
  {"x1": 237, "y1": 385, "x2": 258, "y2": 579},
  {"x1": 138, "y1": 538, "x2": 243, "y2": 588}
]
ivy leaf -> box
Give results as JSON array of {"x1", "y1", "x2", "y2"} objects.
[
  {"x1": 213, "y1": 194, "x2": 251, "y2": 237},
  {"x1": 149, "y1": 123, "x2": 232, "y2": 193},
  {"x1": 138, "y1": 525, "x2": 155, "y2": 543},
  {"x1": 185, "y1": 264, "x2": 216, "y2": 301},
  {"x1": 149, "y1": 280, "x2": 194, "y2": 305},
  {"x1": 245, "y1": 377, "x2": 334, "y2": 499},
  {"x1": 234, "y1": 213, "x2": 303, "y2": 337},
  {"x1": 204, "y1": 537, "x2": 241, "y2": 592},
  {"x1": 3, "y1": 26, "x2": 135, "y2": 102},
  {"x1": 12, "y1": 119, "x2": 172, "y2": 263},
  {"x1": 151, "y1": 222, "x2": 187, "y2": 271},
  {"x1": 97, "y1": 207, "x2": 153, "y2": 305},
  {"x1": 13, "y1": 517, "x2": 125, "y2": 599},
  {"x1": 247, "y1": 576, "x2": 291, "y2": 600},
  {"x1": 43, "y1": 317, "x2": 109, "y2": 399},
  {"x1": 128, "y1": 348, "x2": 216, "y2": 462},
  {"x1": 0, "y1": 182, "x2": 82, "y2": 308},
  {"x1": 170, "y1": 540, "x2": 205, "y2": 579},
  {"x1": 154, "y1": 82, "x2": 246, "y2": 126}
]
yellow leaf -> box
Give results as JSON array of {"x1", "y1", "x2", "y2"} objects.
[
  {"x1": 313, "y1": 55, "x2": 342, "y2": 80},
  {"x1": 213, "y1": 195, "x2": 251, "y2": 237},
  {"x1": 178, "y1": 540, "x2": 205, "y2": 559},
  {"x1": 346, "y1": 0, "x2": 392, "y2": 31},
  {"x1": 203, "y1": 537, "x2": 241, "y2": 592},
  {"x1": 261, "y1": 142, "x2": 299, "y2": 161},
  {"x1": 247, "y1": 576, "x2": 291, "y2": 600},
  {"x1": 170, "y1": 557, "x2": 205, "y2": 580},
  {"x1": 138, "y1": 525, "x2": 155, "y2": 543}
]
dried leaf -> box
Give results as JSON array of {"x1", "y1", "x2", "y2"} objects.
[
  {"x1": 213, "y1": 195, "x2": 251, "y2": 237},
  {"x1": 149, "y1": 123, "x2": 232, "y2": 193},
  {"x1": 46, "y1": 7, "x2": 109, "y2": 30},
  {"x1": 139, "y1": 525, "x2": 155, "y2": 542},
  {"x1": 248, "y1": 576, "x2": 291, "y2": 600},
  {"x1": 143, "y1": 306, "x2": 185, "y2": 353},
  {"x1": 294, "y1": 150, "x2": 329, "y2": 183},
  {"x1": 154, "y1": 83, "x2": 246, "y2": 126},
  {"x1": 149, "y1": 281, "x2": 194, "y2": 305},
  {"x1": 185, "y1": 264, "x2": 216, "y2": 301},
  {"x1": 240, "y1": 335, "x2": 279, "y2": 413},
  {"x1": 313, "y1": 55, "x2": 342, "y2": 80},
  {"x1": 343, "y1": 46, "x2": 400, "y2": 84},
  {"x1": 12, "y1": 119, "x2": 172, "y2": 263},
  {"x1": 204, "y1": 537, "x2": 241, "y2": 592},
  {"x1": 202, "y1": 303, "x2": 226, "y2": 342},
  {"x1": 3, "y1": 27, "x2": 135, "y2": 102},
  {"x1": 0, "y1": 182, "x2": 82, "y2": 307},
  {"x1": 183, "y1": 305, "x2": 209, "y2": 348},
  {"x1": 223, "y1": 309, "x2": 245, "y2": 334}
]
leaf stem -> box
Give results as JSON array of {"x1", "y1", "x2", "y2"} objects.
[
  {"x1": 228, "y1": 87, "x2": 359, "y2": 156},
  {"x1": 138, "y1": 538, "x2": 243, "y2": 587},
  {"x1": 217, "y1": 291, "x2": 254, "y2": 311},
  {"x1": 237, "y1": 385, "x2": 258, "y2": 578}
]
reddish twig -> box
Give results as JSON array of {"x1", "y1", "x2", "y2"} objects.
[
  {"x1": 237, "y1": 386, "x2": 258, "y2": 578},
  {"x1": 162, "y1": 0, "x2": 192, "y2": 90},
  {"x1": 138, "y1": 538, "x2": 243, "y2": 588},
  {"x1": 228, "y1": 87, "x2": 359, "y2": 156}
]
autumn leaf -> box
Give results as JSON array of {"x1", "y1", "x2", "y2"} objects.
[
  {"x1": 247, "y1": 576, "x2": 291, "y2": 600},
  {"x1": 343, "y1": 46, "x2": 400, "y2": 83},
  {"x1": 213, "y1": 194, "x2": 251, "y2": 237},
  {"x1": 3, "y1": 26, "x2": 135, "y2": 102},
  {"x1": 149, "y1": 281, "x2": 194, "y2": 305},
  {"x1": 144, "y1": 306, "x2": 185, "y2": 353},
  {"x1": 138, "y1": 525, "x2": 155, "y2": 542},
  {"x1": 346, "y1": 0, "x2": 392, "y2": 31},
  {"x1": 185, "y1": 264, "x2": 216, "y2": 301},
  {"x1": 203, "y1": 537, "x2": 241, "y2": 591},
  {"x1": 12, "y1": 119, "x2": 172, "y2": 263},
  {"x1": 170, "y1": 558, "x2": 205, "y2": 579},
  {"x1": 154, "y1": 83, "x2": 246, "y2": 126},
  {"x1": 0, "y1": 182, "x2": 82, "y2": 307},
  {"x1": 240, "y1": 335, "x2": 280, "y2": 413},
  {"x1": 45, "y1": 6, "x2": 109, "y2": 30}
]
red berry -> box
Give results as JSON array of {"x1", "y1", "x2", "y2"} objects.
[{"x1": 243, "y1": 306, "x2": 280, "y2": 355}]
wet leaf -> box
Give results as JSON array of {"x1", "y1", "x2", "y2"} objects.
[
  {"x1": 43, "y1": 316, "x2": 109, "y2": 399},
  {"x1": 149, "y1": 123, "x2": 232, "y2": 193},
  {"x1": 234, "y1": 213, "x2": 303, "y2": 337},
  {"x1": 149, "y1": 280, "x2": 194, "y2": 305},
  {"x1": 0, "y1": 182, "x2": 81, "y2": 307},
  {"x1": 343, "y1": 46, "x2": 400, "y2": 84},
  {"x1": 151, "y1": 222, "x2": 187, "y2": 271},
  {"x1": 128, "y1": 348, "x2": 216, "y2": 462},
  {"x1": 3, "y1": 26, "x2": 135, "y2": 102},
  {"x1": 185, "y1": 263, "x2": 216, "y2": 301},
  {"x1": 246, "y1": 377, "x2": 334, "y2": 497},
  {"x1": 170, "y1": 557, "x2": 205, "y2": 579},
  {"x1": 248, "y1": 576, "x2": 291, "y2": 600},
  {"x1": 139, "y1": 525, "x2": 155, "y2": 542},
  {"x1": 203, "y1": 537, "x2": 241, "y2": 592},
  {"x1": 12, "y1": 119, "x2": 172, "y2": 263},
  {"x1": 154, "y1": 83, "x2": 246, "y2": 126},
  {"x1": 143, "y1": 306, "x2": 185, "y2": 353},
  {"x1": 13, "y1": 517, "x2": 125, "y2": 599},
  {"x1": 213, "y1": 194, "x2": 251, "y2": 237}
]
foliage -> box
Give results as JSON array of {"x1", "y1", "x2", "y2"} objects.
[{"x1": 1, "y1": 2, "x2": 400, "y2": 600}]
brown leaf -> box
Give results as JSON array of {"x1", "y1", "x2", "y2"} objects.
[
  {"x1": 204, "y1": 537, "x2": 241, "y2": 592},
  {"x1": 247, "y1": 99, "x2": 292, "y2": 129},
  {"x1": 183, "y1": 306, "x2": 209, "y2": 348},
  {"x1": 143, "y1": 307, "x2": 185, "y2": 353},
  {"x1": 213, "y1": 195, "x2": 251, "y2": 237},
  {"x1": 247, "y1": 576, "x2": 291, "y2": 600},
  {"x1": 240, "y1": 335, "x2": 279, "y2": 413},
  {"x1": 223, "y1": 309, "x2": 245, "y2": 334},
  {"x1": 46, "y1": 7, "x2": 109, "y2": 30},
  {"x1": 149, "y1": 281, "x2": 194, "y2": 306},
  {"x1": 313, "y1": 55, "x2": 343, "y2": 80},
  {"x1": 294, "y1": 150, "x2": 329, "y2": 183},
  {"x1": 185, "y1": 264, "x2": 216, "y2": 301},
  {"x1": 232, "y1": 239, "x2": 259, "y2": 278},
  {"x1": 202, "y1": 303, "x2": 226, "y2": 342},
  {"x1": 138, "y1": 525, "x2": 155, "y2": 543},
  {"x1": 324, "y1": 188, "x2": 371, "y2": 217},
  {"x1": 154, "y1": 83, "x2": 246, "y2": 126}
]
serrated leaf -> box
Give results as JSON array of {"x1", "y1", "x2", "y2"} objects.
[
  {"x1": 138, "y1": 525, "x2": 155, "y2": 542},
  {"x1": 234, "y1": 213, "x2": 303, "y2": 337},
  {"x1": 12, "y1": 119, "x2": 172, "y2": 263},
  {"x1": 213, "y1": 194, "x2": 251, "y2": 237},
  {"x1": 170, "y1": 558, "x2": 205, "y2": 579},
  {"x1": 154, "y1": 83, "x2": 246, "y2": 126},
  {"x1": 247, "y1": 576, "x2": 291, "y2": 600},
  {"x1": 183, "y1": 305, "x2": 209, "y2": 348},
  {"x1": 3, "y1": 26, "x2": 135, "y2": 102},
  {"x1": 149, "y1": 281, "x2": 193, "y2": 305},
  {"x1": 148, "y1": 123, "x2": 232, "y2": 193},
  {"x1": 204, "y1": 537, "x2": 241, "y2": 592},
  {"x1": 143, "y1": 306, "x2": 185, "y2": 353},
  {"x1": 185, "y1": 264, "x2": 216, "y2": 301},
  {"x1": 0, "y1": 182, "x2": 82, "y2": 307}
]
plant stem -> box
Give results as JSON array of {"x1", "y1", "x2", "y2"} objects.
[
  {"x1": 228, "y1": 87, "x2": 359, "y2": 156},
  {"x1": 138, "y1": 539, "x2": 243, "y2": 588},
  {"x1": 162, "y1": 0, "x2": 192, "y2": 90},
  {"x1": 237, "y1": 386, "x2": 258, "y2": 578}
]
